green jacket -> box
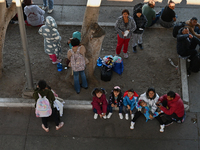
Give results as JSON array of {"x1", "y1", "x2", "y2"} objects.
[{"x1": 33, "y1": 88, "x2": 55, "y2": 108}]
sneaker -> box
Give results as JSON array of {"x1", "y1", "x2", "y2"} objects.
[
  {"x1": 125, "y1": 113, "x2": 129, "y2": 120},
  {"x1": 48, "y1": 9, "x2": 53, "y2": 14},
  {"x1": 52, "y1": 58, "x2": 62, "y2": 64},
  {"x1": 131, "y1": 114, "x2": 134, "y2": 120},
  {"x1": 130, "y1": 121, "x2": 135, "y2": 130},
  {"x1": 133, "y1": 46, "x2": 137, "y2": 53},
  {"x1": 94, "y1": 113, "x2": 98, "y2": 119},
  {"x1": 42, "y1": 124, "x2": 49, "y2": 132},
  {"x1": 42, "y1": 6, "x2": 47, "y2": 10},
  {"x1": 107, "y1": 113, "x2": 112, "y2": 119},
  {"x1": 165, "y1": 121, "x2": 173, "y2": 127},
  {"x1": 103, "y1": 115, "x2": 107, "y2": 119},
  {"x1": 56, "y1": 122, "x2": 64, "y2": 130},
  {"x1": 119, "y1": 113, "x2": 123, "y2": 119},
  {"x1": 138, "y1": 44, "x2": 143, "y2": 50},
  {"x1": 160, "y1": 124, "x2": 165, "y2": 132},
  {"x1": 123, "y1": 53, "x2": 128, "y2": 59}
]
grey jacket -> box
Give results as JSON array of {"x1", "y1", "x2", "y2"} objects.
[
  {"x1": 115, "y1": 16, "x2": 136, "y2": 39},
  {"x1": 38, "y1": 16, "x2": 61, "y2": 57}
]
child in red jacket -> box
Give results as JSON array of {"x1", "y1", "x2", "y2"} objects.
[{"x1": 91, "y1": 88, "x2": 108, "y2": 119}]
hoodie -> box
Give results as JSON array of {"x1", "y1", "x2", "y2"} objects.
[
  {"x1": 123, "y1": 91, "x2": 139, "y2": 111},
  {"x1": 91, "y1": 94, "x2": 108, "y2": 114}
]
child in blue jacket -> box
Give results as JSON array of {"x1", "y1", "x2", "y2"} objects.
[{"x1": 123, "y1": 89, "x2": 139, "y2": 120}]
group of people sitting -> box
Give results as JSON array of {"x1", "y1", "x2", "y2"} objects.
[{"x1": 91, "y1": 86, "x2": 185, "y2": 133}]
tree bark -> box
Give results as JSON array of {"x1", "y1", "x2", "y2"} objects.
[{"x1": 0, "y1": 1, "x2": 17, "y2": 77}]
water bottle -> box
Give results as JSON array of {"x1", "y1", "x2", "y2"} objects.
[
  {"x1": 57, "y1": 63, "x2": 63, "y2": 71},
  {"x1": 97, "y1": 57, "x2": 102, "y2": 67}
]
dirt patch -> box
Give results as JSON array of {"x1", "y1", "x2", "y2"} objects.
[{"x1": 1, "y1": 25, "x2": 181, "y2": 100}]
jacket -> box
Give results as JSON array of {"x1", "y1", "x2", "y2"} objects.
[
  {"x1": 123, "y1": 91, "x2": 139, "y2": 111},
  {"x1": 38, "y1": 16, "x2": 61, "y2": 57},
  {"x1": 138, "y1": 92, "x2": 159, "y2": 114},
  {"x1": 91, "y1": 94, "x2": 108, "y2": 114},
  {"x1": 158, "y1": 93, "x2": 185, "y2": 117},
  {"x1": 133, "y1": 13, "x2": 147, "y2": 34},
  {"x1": 115, "y1": 16, "x2": 136, "y2": 39},
  {"x1": 108, "y1": 91, "x2": 123, "y2": 107},
  {"x1": 185, "y1": 20, "x2": 200, "y2": 39},
  {"x1": 141, "y1": 106, "x2": 159, "y2": 122}
]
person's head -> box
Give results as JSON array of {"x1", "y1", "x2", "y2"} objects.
[
  {"x1": 182, "y1": 27, "x2": 189, "y2": 34},
  {"x1": 71, "y1": 38, "x2": 80, "y2": 47},
  {"x1": 136, "y1": 8, "x2": 142, "y2": 18},
  {"x1": 148, "y1": 0, "x2": 155, "y2": 8},
  {"x1": 167, "y1": 91, "x2": 176, "y2": 100},
  {"x1": 190, "y1": 17, "x2": 198, "y2": 26},
  {"x1": 168, "y1": 1, "x2": 175, "y2": 10},
  {"x1": 146, "y1": 87, "x2": 156, "y2": 99},
  {"x1": 38, "y1": 80, "x2": 47, "y2": 90},
  {"x1": 24, "y1": 0, "x2": 32, "y2": 5},
  {"x1": 94, "y1": 89, "x2": 103, "y2": 98},
  {"x1": 113, "y1": 86, "x2": 121, "y2": 97},
  {"x1": 127, "y1": 89, "x2": 134, "y2": 98},
  {"x1": 139, "y1": 100, "x2": 147, "y2": 107},
  {"x1": 122, "y1": 9, "x2": 129, "y2": 19}
]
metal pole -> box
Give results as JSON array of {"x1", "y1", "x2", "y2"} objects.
[{"x1": 16, "y1": 0, "x2": 33, "y2": 90}]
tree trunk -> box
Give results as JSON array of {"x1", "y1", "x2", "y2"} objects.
[{"x1": 0, "y1": 1, "x2": 17, "y2": 77}]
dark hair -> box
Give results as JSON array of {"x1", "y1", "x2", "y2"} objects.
[
  {"x1": 191, "y1": 17, "x2": 198, "y2": 21},
  {"x1": 139, "y1": 100, "x2": 145, "y2": 106},
  {"x1": 38, "y1": 80, "x2": 47, "y2": 90},
  {"x1": 169, "y1": 0, "x2": 175, "y2": 4},
  {"x1": 113, "y1": 89, "x2": 120, "y2": 93},
  {"x1": 167, "y1": 91, "x2": 176, "y2": 98},
  {"x1": 46, "y1": 84, "x2": 51, "y2": 90},
  {"x1": 92, "y1": 88, "x2": 105, "y2": 96},
  {"x1": 24, "y1": 0, "x2": 32, "y2": 6},
  {"x1": 122, "y1": 9, "x2": 129, "y2": 15},
  {"x1": 71, "y1": 38, "x2": 80, "y2": 46},
  {"x1": 146, "y1": 87, "x2": 156, "y2": 99},
  {"x1": 128, "y1": 88, "x2": 134, "y2": 93},
  {"x1": 136, "y1": 8, "x2": 142, "y2": 14}
]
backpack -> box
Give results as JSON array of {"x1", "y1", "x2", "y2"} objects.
[
  {"x1": 189, "y1": 53, "x2": 200, "y2": 73},
  {"x1": 101, "y1": 65, "x2": 112, "y2": 81},
  {"x1": 70, "y1": 46, "x2": 86, "y2": 72},
  {"x1": 133, "y1": 3, "x2": 144, "y2": 15},
  {"x1": 173, "y1": 22, "x2": 185, "y2": 38},
  {"x1": 35, "y1": 93, "x2": 52, "y2": 117}
]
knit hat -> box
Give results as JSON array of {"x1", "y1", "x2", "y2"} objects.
[{"x1": 136, "y1": 8, "x2": 142, "y2": 14}]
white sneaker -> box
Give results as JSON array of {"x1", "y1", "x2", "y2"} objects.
[
  {"x1": 160, "y1": 124, "x2": 165, "y2": 132},
  {"x1": 130, "y1": 121, "x2": 135, "y2": 130},
  {"x1": 94, "y1": 113, "x2": 98, "y2": 119},
  {"x1": 131, "y1": 114, "x2": 134, "y2": 120},
  {"x1": 119, "y1": 113, "x2": 123, "y2": 119},
  {"x1": 123, "y1": 53, "x2": 128, "y2": 59},
  {"x1": 42, "y1": 6, "x2": 47, "y2": 10},
  {"x1": 48, "y1": 9, "x2": 53, "y2": 14},
  {"x1": 52, "y1": 59, "x2": 62, "y2": 64},
  {"x1": 125, "y1": 113, "x2": 129, "y2": 120},
  {"x1": 107, "y1": 113, "x2": 112, "y2": 119},
  {"x1": 103, "y1": 115, "x2": 107, "y2": 119}
]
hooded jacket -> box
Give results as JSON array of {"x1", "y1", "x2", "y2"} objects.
[
  {"x1": 185, "y1": 20, "x2": 200, "y2": 39},
  {"x1": 123, "y1": 91, "x2": 139, "y2": 111},
  {"x1": 108, "y1": 91, "x2": 123, "y2": 107},
  {"x1": 38, "y1": 16, "x2": 61, "y2": 57},
  {"x1": 158, "y1": 93, "x2": 184, "y2": 117},
  {"x1": 133, "y1": 13, "x2": 147, "y2": 34},
  {"x1": 91, "y1": 94, "x2": 108, "y2": 114}
]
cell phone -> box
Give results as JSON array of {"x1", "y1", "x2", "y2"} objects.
[{"x1": 156, "y1": 103, "x2": 160, "y2": 106}]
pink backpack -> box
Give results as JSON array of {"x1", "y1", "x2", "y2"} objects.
[
  {"x1": 70, "y1": 46, "x2": 86, "y2": 71},
  {"x1": 35, "y1": 94, "x2": 52, "y2": 117}
]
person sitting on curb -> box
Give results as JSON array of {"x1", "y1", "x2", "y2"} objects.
[
  {"x1": 185, "y1": 17, "x2": 200, "y2": 39},
  {"x1": 159, "y1": 0, "x2": 177, "y2": 28},
  {"x1": 156, "y1": 91, "x2": 185, "y2": 128},
  {"x1": 177, "y1": 27, "x2": 200, "y2": 60}
]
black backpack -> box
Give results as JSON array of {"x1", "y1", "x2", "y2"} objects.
[
  {"x1": 189, "y1": 53, "x2": 200, "y2": 73},
  {"x1": 133, "y1": 3, "x2": 144, "y2": 15},
  {"x1": 173, "y1": 22, "x2": 185, "y2": 38},
  {"x1": 101, "y1": 65, "x2": 112, "y2": 82}
]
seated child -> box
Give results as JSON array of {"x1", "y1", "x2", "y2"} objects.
[
  {"x1": 91, "y1": 88, "x2": 108, "y2": 119},
  {"x1": 138, "y1": 100, "x2": 160, "y2": 122},
  {"x1": 123, "y1": 89, "x2": 139, "y2": 120},
  {"x1": 107, "y1": 86, "x2": 123, "y2": 119}
]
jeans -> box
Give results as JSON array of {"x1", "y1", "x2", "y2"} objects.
[
  {"x1": 73, "y1": 70, "x2": 88, "y2": 93},
  {"x1": 43, "y1": 0, "x2": 54, "y2": 9},
  {"x1": 116, "y1": 34, "x2": 130, "y2": 54},
  {"x1": 149, "y1": 8, "x2": 164, "y2": 27},
  {"x1": 41, "y1": 108, "x2": 60, "y2": 128},
  {"x1": 107, "y1": 104, "x2": 123, "y2": 113}
]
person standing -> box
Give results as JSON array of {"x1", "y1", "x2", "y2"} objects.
[
  {"x1": 115, "y1": 9, "x2": 136, "y2": 58},
  {"x1": 42, "y1": 0, "x2": 54, "y2": 14},
  {"x1": 132, "y1": 8, "x2": 147, "y2": 53}
]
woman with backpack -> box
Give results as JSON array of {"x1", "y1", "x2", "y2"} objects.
[{"x1": 67, "y1": 38, "x2": 88, "y2": 94}]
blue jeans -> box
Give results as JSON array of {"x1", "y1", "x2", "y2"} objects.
[
  {"x1": 107, "y1": 104, "x2": 123, "y2": 113},
  {"x1": 93, "y1": 108, "x2": 97, "y2": 113},
  {"x1": 43, "y1": 0, "x2": 54, "y2": 9},
  {"x1": 73, "y1": 70, "x2": 88, "y2": 93},
  {"x1": 150, "y1": 8, "x2": 164, "y2": 27}
]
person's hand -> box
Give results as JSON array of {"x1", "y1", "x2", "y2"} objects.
[
  {"x1": 149, "y1": 115, "x2": 154, "y2": 119},
  {"x1": 111, "y1": 104, "x2": 114, "y2": 107},
  {"x1": 102, "y1": 113, "x2": 106, "y2": 116},
  {"x1": 157, "y1": 105, "x2": 162, "y2": 108},
  {"x1": 114, "y1": 104, "x2": 117, "y2": 108},
  {"x1": 156, "y1": 101, "x2": 161, "y2": 105},
  {"x1": 99, "y1": 114, "x2": 103, "y2": 118},
  {"x1": 122, "y1": 31, "x2": 124, "y2": 35},
  {"x1": 127, "y1": 105, "x2": 131, "y2": 110},
  {"x1": 189, "y1": 34, "x2": 193, "y2": 38},
  {"x1": 130, "y1": 110, "x2": 132, "y2": 114}
]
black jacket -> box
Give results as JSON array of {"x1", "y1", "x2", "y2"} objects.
[
  {"x1": 133, "y1": 13, "x2": 147, "y2": 34},
  {"x1": 108, "y1": 91, "x2": 123, "y2": 107}
]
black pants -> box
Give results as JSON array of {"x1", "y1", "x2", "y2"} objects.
[
  {"x1": 187, "y1": 37, "x2": 200, "y2": 60},
  {"x1": 42, "y1": 108, "x2": 60, "y2": 128},
  {"x1": 162, "y1": 113, "x2": 183, "y2": 124}
]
